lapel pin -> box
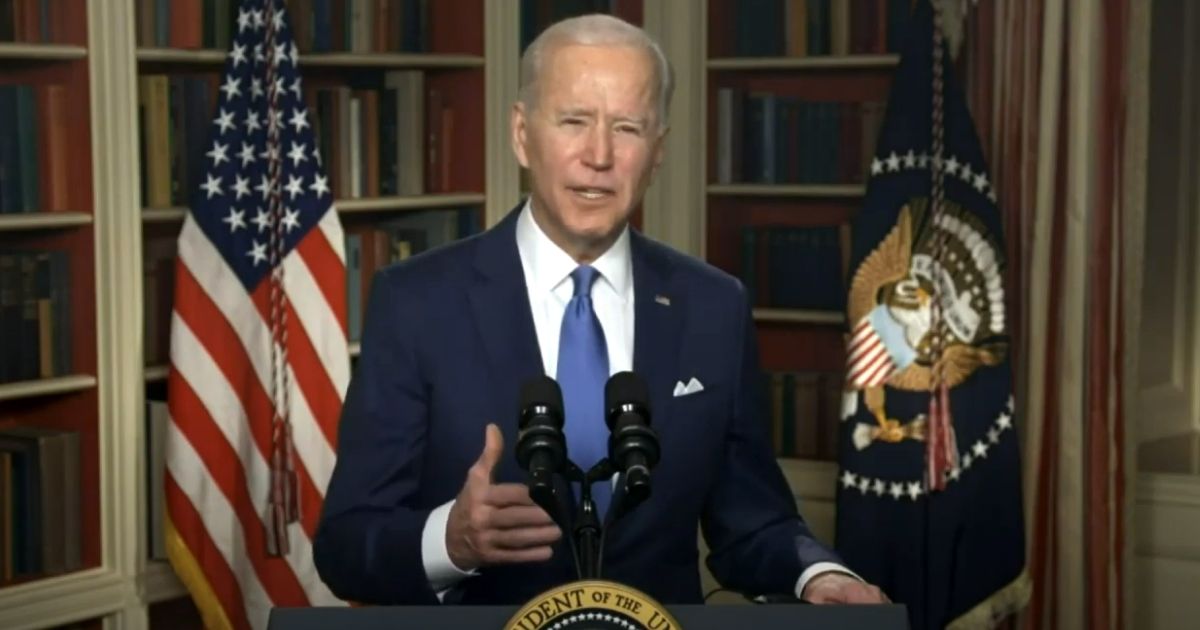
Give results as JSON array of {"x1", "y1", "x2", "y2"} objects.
[{"x1": 654, "y1": 295, "x2": 671, "y2": 306}]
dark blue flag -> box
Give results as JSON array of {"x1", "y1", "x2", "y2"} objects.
[{"x1": 834, "y1": 2, "x2": 1029, "y2": 628}]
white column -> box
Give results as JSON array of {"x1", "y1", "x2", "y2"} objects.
[{"x1": 641, "y1": 0, "x2": 707, "y2": 258}]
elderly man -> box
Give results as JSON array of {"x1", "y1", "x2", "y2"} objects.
[{"x1": 313, "y1": 13, "x2": 886, "y2": 607}]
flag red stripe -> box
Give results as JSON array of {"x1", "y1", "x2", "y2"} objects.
[
  {"x1": 174, "y1": 263, "x2": 326, "y2": 539},
  {"x1": 847, "y1": 346, "x2": 884, "y2": 380},
  {"x1": 165, "y1": 474, "x2": 254, "y2": 630},
  {"x1": 168, "y1": 371, "x2": 312, "y2": 605},
  {"x1": 846, "y1": 325, "x2": 878, "y2": 357},
  {"x1": 174, "y1": 263, "x2": 278, "y2": 461},
  {"x1": 284, "y1": 299, "x2": 341, "y2": 448},
  {"x1": 297, "y1": 227, "x2": 348, "y2": 337},
  {"x1": 247, "y1": 279, "x2": 341, "y2": 447},
  {"x1": 851, "y1": 349, "x2": 890, "y2": 384}
]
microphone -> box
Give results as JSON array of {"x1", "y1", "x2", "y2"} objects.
[
  {"x1": 604, "y1": 372, "x2": 660, "y2": 510},
  {"x1": 515, "y1": 376, "x2": 568, "y2": 508}
]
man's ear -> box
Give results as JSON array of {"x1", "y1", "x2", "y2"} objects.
[{"x1": 511, "y1": 101, "x2": 530, "y2": 168}]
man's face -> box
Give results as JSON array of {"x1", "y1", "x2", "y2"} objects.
[{"x1": 511, "y1": 43, "x2": 667, "y2": 260}]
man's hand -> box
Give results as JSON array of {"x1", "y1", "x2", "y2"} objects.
[
  {"x1": 445, "y1": 424, "x2": 562, "y2": 570},
  {"x1": 801, "y1": 572, "x2": 890, "y2": 604}
]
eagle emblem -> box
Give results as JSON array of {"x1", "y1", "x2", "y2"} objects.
[{"x1": 844, "y1": 199, "x2": 1007, "y2": 449}]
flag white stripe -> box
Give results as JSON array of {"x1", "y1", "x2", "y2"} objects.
[
  {"x1": 860, "y1": 355, "x2": 894, "y2": 387},
  {"x1": 847, "y1": 333, "x2": 882, "y2": 364},
  {"x1": 849, "y1": 345, "x2": 887, "y2": 380},
  {"x1": 318, "y1": 205, "x2": 346, "y2": 264},
  {"x1": 165, "y1": 421, "x2": 274, "y2": 630},
  {"x1": 178, "y1": 218, "x2": 338, "y2": 489},
  {"x1": 170, "y1": 315, "x2": 343, "y2": 607},
  {"x1": 284, "y1": 245, "x2": 350, "y2": 398}
]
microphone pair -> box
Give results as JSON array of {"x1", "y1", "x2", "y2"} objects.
[{"x1": 515, "y1": 371, "x2": 661, "y2": 514}]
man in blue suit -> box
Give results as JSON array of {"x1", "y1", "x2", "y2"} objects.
[{"x1": 313, "y1": 14, "x2": 887, "y2": 607}]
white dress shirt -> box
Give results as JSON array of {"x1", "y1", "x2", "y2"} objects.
[{"x1": 420, "y1": 201, "x2": 854, "y2": 599}]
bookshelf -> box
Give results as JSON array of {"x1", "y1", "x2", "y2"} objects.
[
  {"x1": 0, "y1": 0, "x2": 535, "y2": 627},
  {"x1": 0, "y1": 0, "x2": 124, "y2": 628},
  {"x1": 704, "y1": 0, "x2": 905, "y2": 464},
  {"x1": 0, "y1": 0, "x2": 814, "y2": 625},
  {"x1": 133, "y1": 0, "x2": 495, "y2": 626}
]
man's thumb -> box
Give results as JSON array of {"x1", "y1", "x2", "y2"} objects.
[{"x1": 476, "y1": 423, "x2": 504, "y2": 478}]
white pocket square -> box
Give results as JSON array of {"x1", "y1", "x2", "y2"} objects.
[{"x1": 673, "y1": 377, "x2": 705, "y2": 397}]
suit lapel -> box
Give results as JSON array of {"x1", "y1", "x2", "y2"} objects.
[
  {"x1": 631, "y1": 231, "x2": 684, "y2": 431},
  {"x1": 601, "y1": 232, "x2": 685, "y2": 551},
  {"x1": 467, "y1": 207, "x2": 544, "y2": 483}
]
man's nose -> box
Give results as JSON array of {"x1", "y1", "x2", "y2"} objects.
[{"x1": 582, "y1": 126, "x2": 614, "y2": 170}]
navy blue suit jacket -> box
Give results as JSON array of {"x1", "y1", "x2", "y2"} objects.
[{"x1": 313, "y1": 206, "x2": 841, "y2": 605}]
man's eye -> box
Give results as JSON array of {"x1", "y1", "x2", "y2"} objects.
[
  {"x1": 562, "y1": 118, "x2": 584, "y2": 126},
  {"x1": 617, "y1": 125, "x2": 642, "y2": 136}
]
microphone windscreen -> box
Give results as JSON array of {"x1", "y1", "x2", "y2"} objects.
[
  {"x1": 604, "y1": 371, "x2": 649, "y2": 420},
  {"x1": 519, "y1": 375, "x2": 564, "y2": 423}
]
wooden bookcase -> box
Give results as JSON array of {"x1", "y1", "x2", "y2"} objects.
[
  {"x1": 0, "y1": 0, "x2": 101, "y2": 599},
  {"x1": 133, "y1": 0, "x2": 492, "y2": 624},
  {"x1": 705, "y1": 0, "x2": 901, "y2": 463},
  {"x1": 0, "y1": 0, "x2": 665, "y2": 627},
  {"x1": 0, "y1": 0, "x2": 526, "y2": 627}
]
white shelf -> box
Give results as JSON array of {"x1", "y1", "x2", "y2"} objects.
[
  {"x1": 136, "y1": 48, "x2": 484, "y2": 68},
  {"x1": 708, "y1": 184, "x2": 865, "y2": 198},
  {"x1": 708, "y1": 54, "x2": 899, "y2": 71},
  {"x1": 144, "y1": 365, "x2": 169, "y2": 383},
  {"x1": 0, "y1": 568, "x2": 128, "y2": 630},
  {"x1": 336, "y1": 193, "x2": 486, "y2": 214},
  {"x1": 753, "y1": 308, "x2": 845, "y2": 325},
  {"x1": 141, "y1": 193, "x2": 486, "y2": 223},
  {"x1": 141, "y1": 208, "x2": 187, "y2": 223},
  {"x1": 139, "y1": 560, "x2": 187, "y2": 605},
  {"x1": 0, "y1": 43, "x2": 88, "y2": 61},
  {"x1": 0, "y1": 375, "x2": 98, "y2": 402},
  {"x1": 0, "y1": 212, "x2": 92, "y2": 231}
]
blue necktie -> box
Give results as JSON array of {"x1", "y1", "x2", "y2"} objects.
[{"x1": 556, "y1": 265, "x2": 611, "y2": 516}]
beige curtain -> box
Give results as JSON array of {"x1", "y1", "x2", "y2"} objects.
[{"x1": 956, "y1": 0, "x2": 1150, "y2": 628}]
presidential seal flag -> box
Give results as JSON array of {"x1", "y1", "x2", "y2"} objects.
[
  {"x1": 834, "y1": 2, "x2": 1029, "y2": 628},
  {"x1": 163, "y1": 0, "x2": 350, "y2": 628}
]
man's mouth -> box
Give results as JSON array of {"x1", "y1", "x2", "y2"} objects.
[{"x1": 569, "y1": 186, "x2": 614, "y2": 200}]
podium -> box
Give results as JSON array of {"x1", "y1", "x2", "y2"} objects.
[{"x1": 267, "y1": 603, "x2": 910, "y2": 629}]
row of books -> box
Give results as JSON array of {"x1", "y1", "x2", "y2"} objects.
[
  {"x1": 0, "y1": 425, "x2": 81, "y2": 580},
  {"x1": 344, "y1": 207, "x2": 479, "y2": 341},
  {"x1": 763, "y1": 370, "x2": 844, "y2": 460},
  {"x1": 732, "y1": 0, "x2": 912, "y2": 57},
  {"x1": 137, "y1": 74, "x2": 218, "y2": 209},
  {"x1": 137, "y1": 70, "x2": 449, "y2": 208},
  {"x1": 519, "y1": 0, "x2": 623, "y2": 51},
  {"x1": 0, "y1": 251, "x2": 71, "y2": 385},
  {"x1": 288, "y1": 0, "x2": 430, "y2": 54},
  {"x1": 741, "y1": 225, "x2": 847, "y2": 311},
  {"x1": 134, "y1": 0, "x2": 237, "y2": 51},
  {"x1": 0, "y1": 0, "x2": 62, "y2": 44},
  {"x1": 141, "y1": 207, "x2": 480, "y2": 356},
  {"x1": 135, "y1": 0, "x2": 432, "y2": 54},
  {"x1": 715, "y1": 90, "x2": 885, "y2": 185},
  {"x1": 306, "y1": 72, "x2": 435, "y2": 200},
  {"x1": 0, "y1": 84, "x2": 70, "y2": 214}
]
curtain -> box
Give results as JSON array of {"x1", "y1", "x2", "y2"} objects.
[{"x1": 953, "y1": 0, "x2": 1149, "y2": 628}]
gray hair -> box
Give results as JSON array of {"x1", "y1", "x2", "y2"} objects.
[{"x1": 518, "y1": 14, "x2": 675, "y2": 131}]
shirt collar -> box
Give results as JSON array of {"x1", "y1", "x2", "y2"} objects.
[{"x1": 515, "y1": 198, "x2": 632, "y2": 300}]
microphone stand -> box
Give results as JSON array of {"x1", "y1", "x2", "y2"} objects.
[{"x1": 563, "y1": 459, "x2": 615, "y2": 580}]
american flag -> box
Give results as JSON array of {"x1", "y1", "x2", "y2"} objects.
[{"x1": 163, "y1": 1, "x2": 348, "y2": 627}]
